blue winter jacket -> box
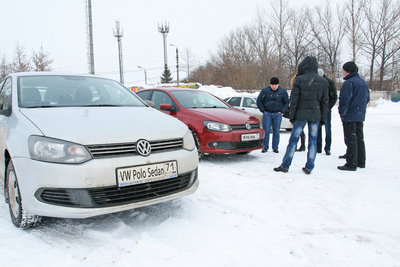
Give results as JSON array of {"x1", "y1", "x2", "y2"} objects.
[
  {"x1": 338, "y1": 72, "x2": 370, "y2": 122},
  {"x1": 256, "y1": 86, "x2": 289, "y2": 114}
]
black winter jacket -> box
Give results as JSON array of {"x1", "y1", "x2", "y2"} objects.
[
  {"x1": 289, "y1": 56, "x2": 329, "y2": 122},
  {"x1": 324, "y1": 75, "x2": 338, "y2": 110},
  {"x1": 256, "y1": 86, "x2": 289, "y2": 114}
]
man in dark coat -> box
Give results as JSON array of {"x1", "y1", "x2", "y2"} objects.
[
  {"x1": 274, "y1": 56, "x2": 329, "y2": 174},
  {"x1": 257, "y1": 77, "x2": 289, "y2": 153},
  {"x1": 317, "y1": 68, "x2": 338, "y2": 155},
  {"x1": 338, "y1": 61, "x2": 369, "y2": 171}
]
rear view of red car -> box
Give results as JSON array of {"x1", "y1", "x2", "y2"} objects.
[{"x1": 136, "y1": 88, "x2": 264, "y2": 156}]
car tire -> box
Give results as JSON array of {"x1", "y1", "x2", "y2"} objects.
[
  {"x1": 191, "y1": 130, "x2": 204, "y2": 159},
  {"x1": 5, "y1": 160, "x2": 41, "y2": 229}
]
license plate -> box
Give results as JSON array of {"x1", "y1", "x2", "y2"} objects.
[
  {"x1": 117, "y1": 161, "x2": 178, "y2": 187},
  {"x1": 241, "y1": 133, "x2": 260, "y2": 141}
]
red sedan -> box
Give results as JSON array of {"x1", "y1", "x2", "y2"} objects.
[{"x1": 136, "y1": 88, "x2": 264, "y2": 156}]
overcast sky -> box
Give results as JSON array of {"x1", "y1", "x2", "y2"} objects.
[{"x1": 1, "y1": 0, "x2": 338, "y2": 85}]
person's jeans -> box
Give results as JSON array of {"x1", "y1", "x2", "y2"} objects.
[
  {"x1": 317, "y1": 110, "x2": 332, "y2": 152},
  {"x1": 281, "y1": 120, "x2": 319, "y2": 171},
  {"x1": 262, "y1": 112, "x2": 282, "y2": 150},
  {"x1": 342, "y1": 121, "x2": 366, "y2": 168}
]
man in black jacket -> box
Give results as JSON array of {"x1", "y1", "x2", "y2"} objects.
[
  {"x1": 274, "y1": 56, "x2": 329, "y2": 174},
  {"x1": 256, "y1": 77, "x2": 289, "y2": 153},
  {"x1": 317, "y1": 68, "x2": 338, "y2": 155}
]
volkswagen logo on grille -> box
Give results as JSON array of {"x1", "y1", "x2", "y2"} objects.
[
  {"x1": 245, "y1": 123, "x2": 251, "y2": 130},
  {"x1": 136, "y1": 139, "x2": 151, "y2": 156}
]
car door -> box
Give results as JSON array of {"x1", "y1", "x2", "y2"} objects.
[
  {"x1": 150, "y1": 90, "x2": 179, "y2": 113},
  {"x1": 0, "y1": 77, "x2": 12, "y2": 179},
  {"x1": 242, "y1": 97, "x2": 263, "y2": 121},
  {"x1": 242, "y1": 97, "x2": 258, "y2": 113}
]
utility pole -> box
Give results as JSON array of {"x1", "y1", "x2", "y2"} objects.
[
  {"x1": 137, "y1": 66, "x2": 147, "y2": 85},
  {"x1": 170, "y1": 44, "x2": 179, "y2": 86},
  {"x1": 113, "y1": 21, "x2": 124, "y2": 84},
  {"x1": 158, "y1": 22, "x2": 169, "y2": 68},
  {"x1": 86, "y1": 0, "x2": 95, "y2": 74}
]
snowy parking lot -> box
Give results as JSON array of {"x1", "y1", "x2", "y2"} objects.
[{"x1": 1, "y1": 97, "x2": 399, "y2": 267}]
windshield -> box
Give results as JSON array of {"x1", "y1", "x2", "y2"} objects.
[
  {"x1": 170, "y1": 90, "x2": 229, "y2": 108},
  {"x1": 18, "y1": 75, "x2": 146, "y2": 108}
]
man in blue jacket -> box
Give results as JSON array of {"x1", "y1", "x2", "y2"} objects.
[
  {"x1": 338, "y1": 61, "x2": 370, "y2": 171},
  {"x1": 257, "y1": 77, "x2": 289, "y2": 153}
]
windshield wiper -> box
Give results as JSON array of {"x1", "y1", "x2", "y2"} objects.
[{"x1": 24, "y1": 105, "x2": 54, "y2": 108}]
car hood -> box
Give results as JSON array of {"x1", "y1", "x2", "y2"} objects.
[
  {"x1": 20, "y1": 107, "x2": 188, "y2": 144},
  {"x1": 186, "y1": 107, "x2": 259, "y2": 124}
]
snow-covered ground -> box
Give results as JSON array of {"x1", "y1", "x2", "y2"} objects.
[{"x1": 1, "y1": 86, "x2": 399, "y2": 267}]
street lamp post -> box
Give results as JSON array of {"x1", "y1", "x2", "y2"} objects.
[
  {"x1": 137, "y1": 66, "x2": 147, "y2": 85},
  {"x1": 169, "y1": 44, "x2": 179, "y2": 87}
]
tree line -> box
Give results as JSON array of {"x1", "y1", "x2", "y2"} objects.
[
  {"x1": 1, "y1": 45, "x2": 53, "y2": 79},
  {"x1": 191, "y1": 0, "x2": 400, "y2": 91}
]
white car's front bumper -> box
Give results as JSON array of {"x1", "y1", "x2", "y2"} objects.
[{"x1": 12, "y1": 149, "x2": 198, "y2": 218}]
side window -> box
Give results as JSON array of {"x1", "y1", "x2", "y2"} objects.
[
  {"x1": 150, "y1": 91, "x2": 175, "y2": 109},
  {"x1": 136, "y1": 90, "x2": 151, "y2": 100},
  {"x1": 227, "y1": 97, "x2": 241, "y2": 107},
  {"x1": 0, "y1": 78, "x2": 12, "y2": 110},
  {"x1": 243, "y1": 97, "x2": 256, "y2": 108}
]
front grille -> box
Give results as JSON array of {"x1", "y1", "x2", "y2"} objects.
[
  {"x1": 86, "y1": 138, "x2": 183, "y2": 158},
  {"x1": 230, "y1": 123, "x2": 260, "y2": 130},
  {"x1": 89, "y1": 172, "x2": 193, "y2": 206},
  {"x1": 36, "y1": 170, "x2": 196, "y2": 208}
]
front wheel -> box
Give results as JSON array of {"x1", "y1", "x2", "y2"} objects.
[{"x1": 5, "y1": 160, "x2": 41, "y2": 228}]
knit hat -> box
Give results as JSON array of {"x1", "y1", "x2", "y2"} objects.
[
  {"x1": 342, "y1": 61, "x2": 358, "y2": 73},
  {"x1": 318, "y1": 68, "x2": 325, "y2": 77},
  {"x1": 270, "y1": 77, "x2": 279, "y2": 84}
]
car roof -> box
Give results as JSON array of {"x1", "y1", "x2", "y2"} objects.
[
  {"x1": 141, "y1": 87, "x2": 208, "y2": 93},
  {"x1": 8, "y1": 72, "x2": 105, "y2": 79},
  {"x1": 226, "y1": 95, "x2": 257, "y2": 99}
]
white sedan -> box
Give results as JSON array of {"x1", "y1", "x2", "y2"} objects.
[
  {"x1": 224, "y1": 95, "x2": 293, "y2": 131},
  {"x1": 0, "y1": 72, "x2": 199, "y2": 228}
]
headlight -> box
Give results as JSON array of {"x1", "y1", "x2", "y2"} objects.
[
  {"x1": 28, "y1": 136, "x2": 92, "y2": 164},
  {"x1": 203, "y1": 121, "x2": 231, "y2": 132},
  {"x1": 183, "y1": 130, "x2": 196, "y2": 151}
]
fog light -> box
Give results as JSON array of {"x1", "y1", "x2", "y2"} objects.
[{"x1": 212, "y1": 142, "x2": 218, "y2": 147}]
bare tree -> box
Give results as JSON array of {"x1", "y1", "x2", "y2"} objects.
[
  {"x1": 269, "y1": 0, "x2": 290, "y2": 78},
  {"x1": 361, "y1": 0, "x2": 400, "y2": 89},
  {"x1": 307, "y1": 2, "x2": 346, "y2": 80},
  {"x1": 181, "y1": 48, "x2": 197, "y2": 82},
  {"x1": 32, "y1": 46, "x2": 53, "y2": 72},
  {"x1": 283, "y1": 8, "x2": 312, "y2": 79},
  {"x1": 376, "y1": 0, "x2": 400, "y2": 90},
  {"x1": 344, "y1": 0, "x2": 366, "y2": 61},
  {"x1": 11, "y1": 45, "x2": 32, "y2": 72},
  {"x1": 245, "y1": 11, "x2": 276, "y2": 86},
  {"x1": 1, "y1": 55, "x2": 11, "y2": 79}
]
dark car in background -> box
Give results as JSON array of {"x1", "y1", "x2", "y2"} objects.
[{"x1": 137, "y1": 88, "x2": 264, "y2": 156}]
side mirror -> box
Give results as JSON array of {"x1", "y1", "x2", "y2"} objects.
[
  {"x1": 0, "y1": 98, "x2": 12, "y2": 116},
  {"x1": 0, "y1": 106, "x2": 12, "y2": 116},
  {"x1": 160, "y1": 104, "x2": 176, "y2": 112}
]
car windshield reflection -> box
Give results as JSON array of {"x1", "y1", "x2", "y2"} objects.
[
  {"x1": 18, "y1": 75, "x2": 146, "y2": 108},
  {"x1": 171, "y1": 90, "x2": 229, "y2": 109}
]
